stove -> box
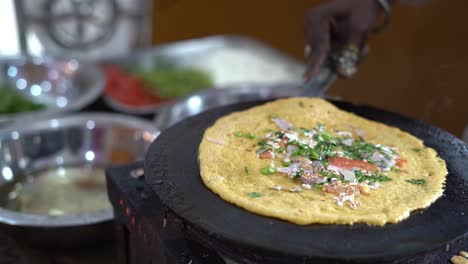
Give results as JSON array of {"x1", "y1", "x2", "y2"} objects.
[{"x1": 106, "y1": 161, "x2": 467, "y2": 264}]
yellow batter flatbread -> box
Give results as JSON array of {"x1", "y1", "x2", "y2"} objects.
[{"x1": 199, "y1": 98, "x2": 447, "y2": 225}]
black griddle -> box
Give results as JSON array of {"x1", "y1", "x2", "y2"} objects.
[{"x1": 142, "y1": 100, "x2": 468, "y2": 263}]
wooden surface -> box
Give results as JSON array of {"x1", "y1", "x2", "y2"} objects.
[{"x1": 152, "y1": 0, "x2": 468, "y2": 137}]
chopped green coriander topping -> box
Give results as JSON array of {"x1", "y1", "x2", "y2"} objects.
[
  {"x1": 268, "y1": 167, "x2": 276, "y2": 174},
  {"x1": 320, "y1": 171, "x2": 340, "y2": 179},
  {"x1": 260, "y1": 166, "x2": 276, "y2": 175},
  {"x1": 291, "y1": 149, "x2": 301, "y2": 157},
  {"x1": 321, "y1": 132, "x2": 332, "y2": 142},
  {"x1": 294, "y1": 169, "x2": 304, "y2": 179},
  {"x1": 276, "y1": 146, "x2": 285, "y2": 153},
  {"x1": 315, "y1": 183, "x2": 324, "y2": 189},
  {"x1": 274, "y1": 131, "x2": 285, "y2": 138},
  {"x1": 299, "y1": 101, "x2": 304, "y2": 107},
  {"x1": 244, "y1": 166, "x2": 249, "y2": 174},
  {"x1": 246, "y1": 133, "x2": 256, "y2": 139},
  {"x1": 355, "y1": 170, "x2": 392, "y2": 183},
  {"x1": 411, "y1": 148, "x2": 422, "y2": 153},
  {"x1": 309, "y1": 150, "x2": 320, "y2": 160},
  {"x1": 253, "y1": 118, "x2": 402, "y2": 208},
  {"x1": 406, "y1": 179, "x2": 426, "y2": 185},
  {"x1": 315, "y1": 123, "x2": 325, "y2": 132},
  {"x1": 269, "y1": 113, "x2": 279, "y2": 119},
  {"x1": 234, "y1": 131, "x2": 244, "y2": 137},
  {"x1": 247, "y1": 192, "x2": 263, "y2": 198}
]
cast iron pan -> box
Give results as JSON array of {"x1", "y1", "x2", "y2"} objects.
[{"x1": 145, "y1": 100, "x2": 468, "y2": 263}]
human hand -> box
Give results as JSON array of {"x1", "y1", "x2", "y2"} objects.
[{"x1": 304, "y1": 0, "x2": 391, "y2": 80}]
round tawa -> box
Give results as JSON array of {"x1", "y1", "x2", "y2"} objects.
[{"x1": 145, "y1": 100, "x2": 467, "y2": 263}]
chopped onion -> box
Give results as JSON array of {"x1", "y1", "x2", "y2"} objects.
[
  {"x1": 206, "y1": 137, "x2": 226, "y2": 145},
  {"x1": 292, "y1": 156, "x2": 312, "y2": 164},
  {"x1": 272, "y1": 118, "x2": 293, "y2": 130},
  {"x1": 311, "y1": 161, "x2": 324, "y2": 169},
  {"x1": 270, "y1": 185, "x2": 302, "y2": 193},
  {"x1": 370, "y1": 152, "x2": 384, "y2": 163},
  {"x1": 327, "y1": 165, "x2": 340, "y2": 174},
  {"x1": 341, "y1": 170, "x2": 356, "y2": 182},
  {"x1": 285, "y1": 132, "x2": 299, "y2": 142},
  {"x1": 273, "y1": 185, "x2": 282, "y2": 191},
  {"x1": 355, "y1": 128, "x2": 366, "y2": 138},
  {"x1": 276, "y1": 167, "x2": 294, "y2": 174},
  {"x1": 342, "y1": 138, "x2": 354, "y2": 146},
  {"x1": 327, "y1": 165, "x2": 356, "y2": 182},
  {"x1": 287, "y1": 145, "x2": 298, "y2": 151},
  {"x1": 309, "y1": 139, "x2": 318, "y2": 148},
  {"x1": 285, "y1": 145, "x2": 298, "y2": 160},
  {"x1": 336, "y1": 131, "x2": 352, "y2": 137}
]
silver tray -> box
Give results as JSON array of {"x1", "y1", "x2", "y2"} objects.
[{"x1": 102, "y1": 35, "x2": 307, "y2": 114}]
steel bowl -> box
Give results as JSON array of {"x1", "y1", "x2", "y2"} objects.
[
  {"x1": 154, "y1": 83, "x2": 305, "y2": 130},
  {"x1": 0, "y1": 113, "x2": 159, "y2": 247},
  {"x1": 152, "y1": 61, "x2": 336, "y2": 130},
  {"x1": 0, "y1": 57, "x2": 104, "y2": 126},
  {"x1": 102, "y1": 35, "x2": 305, "y2": 115}
]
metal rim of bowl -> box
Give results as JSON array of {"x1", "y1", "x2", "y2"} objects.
[
  {"x1": 103, "y1": 93, "x2": 174, "y2": 115},
  {"x1": 103, "y1": 81, "x2": 302, "y2": 116},
  {"x1": 153, "y1": 82, "x2": 304, "y2": 130},
  {"x1": 0, "y1": 112, "x2": 160, "y2": 227},
  {"x1": 0, "y1": 57, "x2": 105, "y2": 124}
]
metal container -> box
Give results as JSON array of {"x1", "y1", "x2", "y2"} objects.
[
  {"x1": 102, "y1": 35, "x2": 306, "y2": 114},
  {"x1": 0, "y1": 57, "x2": 104, "y2": 126},
  {"x1": 1, "y1": 0, "x2": 152, "y2": 60},
  {"x1": 154, "y1": 66, "x2": 336, "y2": 131},
  {"x1": 153, "y1": 84, "x2": 299, "y2": 130},
  {"x1": 0, "y1": 113, "x2": 159, "y2": 247}
]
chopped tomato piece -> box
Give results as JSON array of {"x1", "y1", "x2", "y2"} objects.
[
  {"x1": 103, "y1": 66, "x2": 169, "y2": 106},
  {"x1": 358, "y1": 185, "x2": 370, "y2": 195},
  {"x1": 322, "y1": 183, "x2": 358, "y2": 196},
  {"x1": 259, "y1": 150, "x2": 273, "y2": 159},
  {"x1": 329, "y1": 157, "x2": 379, "y2": 172},
  {"x1": 278, "y1": 139, "x2": 286, "y2": 147},
  {"x1": 396, "y1": 158, "x2": 407, "y2": 167}
]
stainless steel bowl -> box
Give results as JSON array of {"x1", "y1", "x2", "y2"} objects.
[
  {"x1": 154, "y1": 83, "x2": 305, "y2": 130},
  {"x1": 0, "y1": 113, "x2": 159, "y2": 247},
  {"x1": 153, "y1": 61, "x2": 336, "y2": 130},
  {"x1": 0, "y1": 57, "x2": 104, "y2": 125},
  {"x1": 103, "y1": 92, "x2": 172, "y2": 115},
  {"x1": 102, "y1": 35, "x2": 306, "y2": 115}
]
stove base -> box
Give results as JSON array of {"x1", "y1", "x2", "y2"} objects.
[{"x1": 106, "y1": 162, "x2": 467, "y2": 264}]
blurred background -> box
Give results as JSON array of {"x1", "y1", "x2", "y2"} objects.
[
  {"x1": 0, "y1": 0, "x2": 466, "y2": 263},
  {"x1": 1, "y1": 0, "x2": 466, "y2": 138},
  {"x1": 151, "y1": 0, "x2": 468, "y2": 138}
]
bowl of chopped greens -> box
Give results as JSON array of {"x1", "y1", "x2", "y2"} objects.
[
  {"x1": 102, "y1": 59, "x2": 213, "y2": 115},
  {"x1": 0, "y1": 57, "x2": 104, "y2": 125}
]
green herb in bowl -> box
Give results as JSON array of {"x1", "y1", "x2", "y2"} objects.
[
  {"x1": 0, "y1": 86, "x2": 46, "y2": 114},
  {"x1": 133, "y1": 68, "x2": 213, "y2": 98}
]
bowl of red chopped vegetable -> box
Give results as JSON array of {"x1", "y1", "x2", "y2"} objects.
[
  {"x1": 103, "y1": 62, "x2": 213, "y2": 115},
  {"x1": 0, "y1": 57, "x2": 104, "y2": 126}
]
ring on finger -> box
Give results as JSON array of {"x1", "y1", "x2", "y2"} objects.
[
  {"x1": 336, "y1": 44, "x2": 360, "y2": 78},
  {"x1": 304, "y1": 44, "x2": 311, "y2": 58}
]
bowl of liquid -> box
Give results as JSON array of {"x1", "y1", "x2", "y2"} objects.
[{"x1": 0, "y1": 113, "x2": 158, "y2": 247}]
